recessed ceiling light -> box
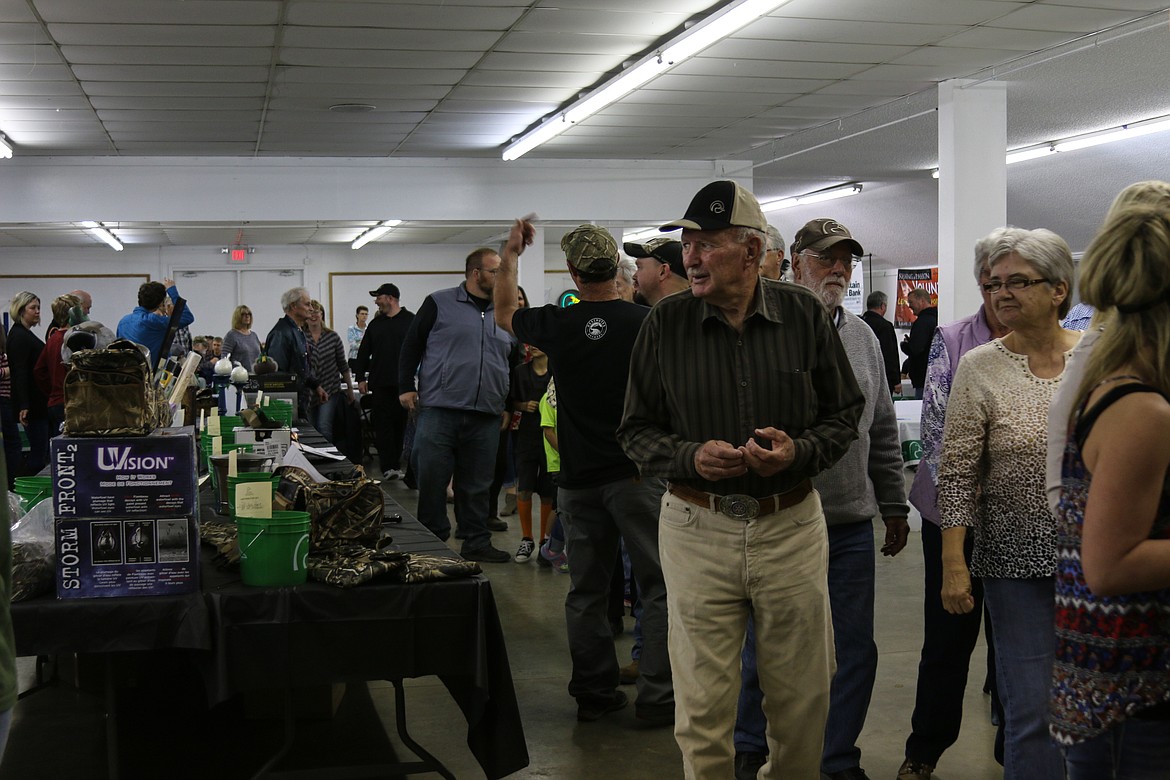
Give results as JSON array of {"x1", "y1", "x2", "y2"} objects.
[{"x1": 329, "y1": 103, "x2": 376, "y2": 113}]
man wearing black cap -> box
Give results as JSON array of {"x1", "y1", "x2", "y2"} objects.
[
  {"x1": 353, "y1": 283, "x2": 414, "y2": 480},
  {"x1": 494, "y1": 222, "x2": 675, "y2": 727},
  {"x1": 617, "y1": 181, "x2": 864, "y2": 779},
  {"x1": 626, "y1": 237, "x2": 689, "y2": 306}
]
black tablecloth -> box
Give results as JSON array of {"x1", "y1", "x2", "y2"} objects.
[{"x1": 11, "y1": 428, "x2": 529, "y2": 779}]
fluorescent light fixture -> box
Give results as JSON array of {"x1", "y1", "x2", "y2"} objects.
[
  {"x1": 1005, "y1": 145, "x2": 1056, "y2": 165},
  {"x1": 80, "y1": 221, "x2": 124, "y2": 251},
  {"x1": 0, "y1": 135, "x2": 11, "y2": 159},
  {"x1": 503, "y1": 0, "x2": 793, "y2": 161},
  {"x1": 761, "y1": 183, "x2": 862, "y2": 212},
  {"x1": 351, "y1": 220, "x2": 402, "y2": 250},
  {"x1": 1001, "y1": 113, "x2": 1170, "y2": 166}
]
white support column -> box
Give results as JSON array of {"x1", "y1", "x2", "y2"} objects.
[{"x1": 937, "y1": 79, "x2": 1007, "y2": 324}]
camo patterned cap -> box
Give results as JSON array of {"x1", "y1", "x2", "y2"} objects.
[{"x1": 561, "y1": 224, "x2": 619, "y2": 274}]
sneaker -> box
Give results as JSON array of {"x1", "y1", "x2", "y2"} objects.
[
  {"x1": 540, "y1": 539, "x2": 569, "y2": 573},
  {"x1": 535, "y1": 538, "x2": 552, "y2": 568},
  {"x1": 576, "y1": 690, "x2": 627, "y2": 722},
  {"x1": 734, "y1": 751, "x2": 767, "y2": 780},
  {"x1": 618, "y1": 659, "x2": 640, "y2": 685},
  {"x1": 487, "y1": 516, "x2": 508, "y2": 532},
  {"x1": 514, "y1": 538, "x2": 536, "y2": 563},
  {"x1": 382, "y1": 469, "x2": 405, "y2": 480},
  {"x1": 460, "y1": 544, "x2": 511, "y2": 563},
  {"x1": 896, "y1": 759, "x2": 934, "y2": 780}
]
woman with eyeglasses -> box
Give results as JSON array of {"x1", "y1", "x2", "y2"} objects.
[
  {"x1": 937, "y1": 228, "x2": 1079, "y2": 779},
  {"x1": 222, "y1": 305, "x2": 262, "y2": 372},
  {"x1": 1049, "y1": 199, "x2": 1170, "y2": 778}
]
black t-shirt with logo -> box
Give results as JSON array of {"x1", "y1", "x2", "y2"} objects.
[{"x1": 512, "y1": 300, "x2": 648, "y2": 488}]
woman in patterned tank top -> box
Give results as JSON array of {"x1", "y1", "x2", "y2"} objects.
[{"x1": 1051, "y1": 196, "x2": 1170, "y2": 779}]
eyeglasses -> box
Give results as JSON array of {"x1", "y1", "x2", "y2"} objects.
[
  {"x1": 800, "y1": 250, "x2": 855, "y2": 269},
  {"x1": 981, "y1": 278, "x2": 1050, "y2": 294}
]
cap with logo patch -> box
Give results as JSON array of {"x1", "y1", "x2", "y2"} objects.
[
  {"x1": 791, "y1": 218, "x2": 865, "y2": 257},
  {"x1": 623, "y1": 237, "x2": 686, "y2": 280},
  {"x1": 561, "y1": 224, "x2": 619, "y2": 274},
  {"x1": 660, "y1": 180, "x2": 768, "y2": 234}
]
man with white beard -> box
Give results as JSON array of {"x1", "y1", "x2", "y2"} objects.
[{"x1": 733, "y1": 218, "x2": 910, "y2": 780}]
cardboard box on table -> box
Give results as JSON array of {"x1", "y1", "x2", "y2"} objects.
[{"x1": 50, "y1": 427, "x2": 200, "y2": 599}]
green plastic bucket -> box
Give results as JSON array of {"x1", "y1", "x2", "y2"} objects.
[
  {"x1": 227, "y1": 472, "x2": 279, "y2": 517},
  {"x1": 13, "y1": 476, "x2": 52, "y2": 511},
  {"x1": 236, "y1": 511, "x2": 311, "y2": 587}
]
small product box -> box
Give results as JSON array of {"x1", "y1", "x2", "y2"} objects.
[
  {"x1": 232, "y1": 427, "x2": 292, "y2": 458},
  {"x1": 56, "y1": 515, "x2": 199, "y2": 599},
  {"x1": 51, "y1": 427, "x2": 198, "y2": 518}
]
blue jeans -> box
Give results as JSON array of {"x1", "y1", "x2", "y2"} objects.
[
  {"x1": 413, "y1": 407, "x2": 500, "y2": 550},
  {"x1": 736, "y1": 521, "x2": 876, "y2": 772},
  {"x1": 983, "y1": 577, "x2": 1063, "y2": 780},
  {"x1": 309, "y1": 393, "x2": 344, "y2": 445},
  {"x1": 1064, "y1": 717, "x2": 1170, "y2": 779},
  {"x1": 558, "y1": 476, "x2": 671, "y2": 710}
]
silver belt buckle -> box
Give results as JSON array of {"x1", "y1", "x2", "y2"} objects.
[{"x1": 718, "y1": 494, "x2": 760, "y2": 520}]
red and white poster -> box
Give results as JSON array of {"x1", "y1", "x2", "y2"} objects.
[{"x1": 896, "y1": 267, "x2": 938, "y2": 328}]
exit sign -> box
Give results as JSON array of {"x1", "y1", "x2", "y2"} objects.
[{"x1": 223, "y1": 246, "x2": 252, "y2": 263}]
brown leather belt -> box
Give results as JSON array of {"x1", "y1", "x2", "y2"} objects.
[{"x1": 667, "y1": 479, "x2": 812, "y2": 520}]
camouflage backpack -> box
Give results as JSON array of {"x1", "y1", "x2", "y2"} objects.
[
  {"x1": 273, "y1": 465, "x2": 384, "y2": 551},
  {"x1": 63, "y1": 339, "x2": 171, "y2": 436}
]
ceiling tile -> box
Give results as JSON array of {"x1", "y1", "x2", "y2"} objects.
[
  {"x1": 940, "y1": 27, "x2": 1084, "y2": 50},
  {"x1": 70, "y1": 64, "x2": 269, "y2": 82},
  {"x1": 985, "y1": 4, "x2": 1149, "y2": 32},
  {"x1": 702, "y1": 38, "x2": 917, "y2": 64},
  {"x1": 46, "y1": 23, "x2": 274, "y2": 47},
  {"x1": 34, "y1": 0, "x2": 281, "y2": 25},
  {"x1": 745, "y1": 17, "x2": 968, "y2": 46},
  {"x1": 60, "y1": 45, "x2": 270, "y2": 66},
  {"x1": 0, "y1": 43, "x2": 64, "y2": 64},
  {"x1": 513, "y1": 7, "x2": 692, "y2": 35},
  {"x1": 889, "y1": 45, "x2": 1020, "y2": 67},
  {"x1": 478, "y1": 51, "x2": 623, "y2": 71},
  {"x1": 287, "y1": 2, "x2": 524, "y2": 30},
  {"x1": 495, "y1": 31, "x2": 658, "y2": 55},
  {"x1": 461, "y1": 69, "x2": 604, "y2": 89},
  {"x1": 773, "y1": 0, "x2": 1025, "y2": 26},
  {"x1": 671, "y1": 57, "x2": 868, "y2": 80},
  {"x1": 280, "y1": 27, "x2": 501, "y2": 52}
]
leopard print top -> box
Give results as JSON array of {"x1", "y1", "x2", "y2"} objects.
[{"x1": 938, "y1": 339, "x2": 1071, "y2": 578}]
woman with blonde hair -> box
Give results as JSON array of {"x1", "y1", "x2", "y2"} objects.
[
  {"x1": 1049, "y1": 201, "x2": 1170, "y2": 777},
  {"x1": 221, "y1": 304, "x2": 262, "y2": 372},
  {"x1": 5, "y1": 292, "x2": 49, "y2": 475},
  {"x1": 1046, "y1": 180, "x2": 1170, "y2": 512}
]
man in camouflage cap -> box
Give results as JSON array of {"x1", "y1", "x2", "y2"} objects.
[{"x1": 494, "y1": 221, "x2": 675, "y2": 726}]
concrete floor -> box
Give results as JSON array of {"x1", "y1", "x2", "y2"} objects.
[{"x1": 2, "y1": 475, "x2": 1007, "y2": 779}]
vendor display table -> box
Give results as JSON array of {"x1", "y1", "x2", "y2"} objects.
[{"x1": 11, "y1": 429, "x2": 529, "y2": 780}]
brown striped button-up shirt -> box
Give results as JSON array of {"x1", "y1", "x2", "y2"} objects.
[{"x1": 618, "y1": 278, "x2": 863, "y2": 498}]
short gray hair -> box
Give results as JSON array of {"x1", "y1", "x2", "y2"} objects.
[
  {"x1": 617, "y1": 256, "x2": 635, "y2": 286},
  {"x1": 281, "y1": 287, "x2": 310, "y2": 312},
  {"x1": 866, "y1": 290, "x2": 887, "y2": 310},
  {"x1": 987, "y1": 227, "x2": 1076, "y2": 318},
  {"x1": 972, "y1": 227, "x2": 1013, "y2": 282},
  {"x1": 765, "y1": 225, "x2": 785, "y2": 252}
]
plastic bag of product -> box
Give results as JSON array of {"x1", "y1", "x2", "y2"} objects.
[{"x1": 10, "y1": 496, "x2": 55, "y2": 601}]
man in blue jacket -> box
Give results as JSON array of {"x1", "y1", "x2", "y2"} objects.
[
  {"x1": 115, "y1": 278, "x2": 195, "y2": 367},
  {"x1": 398, "y1": 249, "x2": 514, "y2": 562}
]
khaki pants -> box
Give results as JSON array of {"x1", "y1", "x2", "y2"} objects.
[{"x1": 659, "y1": 490, "x2": 833, "y2": 780}]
